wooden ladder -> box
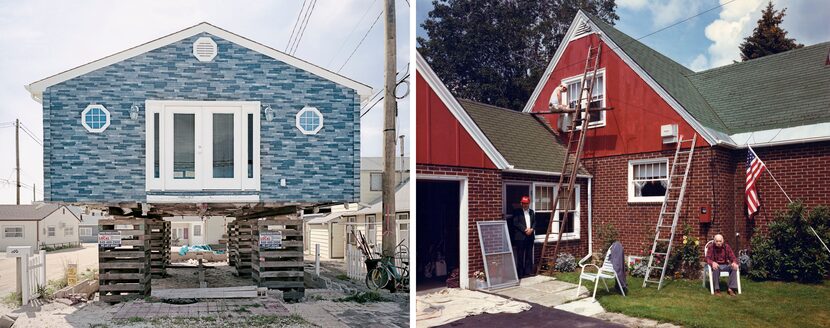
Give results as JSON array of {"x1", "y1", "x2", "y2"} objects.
[
  {"x1": 642, "y1": 134, "x2": 697, "y2": 289},
  {"x1": 536, "y1": 44, "x2": 604, "y2": 275}
]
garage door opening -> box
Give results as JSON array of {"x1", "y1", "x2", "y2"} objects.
[{"x1": 416, "y1": 180, "x2": 460, "y2": 292}]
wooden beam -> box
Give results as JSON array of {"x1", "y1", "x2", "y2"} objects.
[{"x1": 532, "y1": 107, "x2": 614, "y2": 115}]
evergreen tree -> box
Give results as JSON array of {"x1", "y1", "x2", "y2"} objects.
[
  {"x1": 739, "y1": 1, "x2": 803, "y2": 61},
  {"x1": 418, "y1": 0, "x2": 618, "y2": 110}
]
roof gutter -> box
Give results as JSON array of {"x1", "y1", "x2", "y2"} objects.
[{"x1": 503, "y1": 167, "x2": 592, "y2": 179}]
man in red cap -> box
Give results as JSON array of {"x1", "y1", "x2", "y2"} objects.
[{"x1": 510, "y1": 195, "x2": 536, "y2": 277}]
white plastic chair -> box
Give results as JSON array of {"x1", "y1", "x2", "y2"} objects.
[
  {"x1": 702, "y1": 240, "x2": 742, "y2": 294},
  {"x1": 576, "y1": 247, "x2": 626, "y2": 300}
]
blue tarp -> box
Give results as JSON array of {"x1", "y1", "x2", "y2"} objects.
[{"x1": 178, "y1": 244, "x2": 224, "y2": 256}]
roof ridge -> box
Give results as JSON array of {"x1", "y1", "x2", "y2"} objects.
[
  {"x1": 692, "y1": 41, "x2": 830, "y2": 75},
  {"x1": 457, "y1": 98, "x2": 530, "y2": 115}
]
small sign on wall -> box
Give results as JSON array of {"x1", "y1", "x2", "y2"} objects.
[
  {"x1": 259, "y1": 231, "x2": 283, "y2": 250},
  {"x1": 99, "y1": 231, "x2": 122, "y2": 248}
]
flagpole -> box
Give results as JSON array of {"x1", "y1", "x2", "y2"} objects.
[
  {"x1": 748, "y1": 145, "x2": 828, "y2": 255},
  {"x1": 748, "y1": 145, "x2": 792, "y2": 203}
]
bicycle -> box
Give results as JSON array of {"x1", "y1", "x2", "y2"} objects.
[{"x1": 366, "y1": 240, "x2": 409, "y2": 292}]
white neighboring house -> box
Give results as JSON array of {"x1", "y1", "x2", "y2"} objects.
[
  {"x1": 306, "y1": 179, "x2": 411, "y2": 260},
  {"x1": 305, "y1": 204, "x2": 357, "y2": 260},
  {"x1": 79, "y1": 208, "x2": 107, "y2": 243},
  {"x1": 0, "y1": 204, "x2": 81, "y2": 251},
  {"x1": 360, "y1": 157, "x2": 409, "y2": 203},
  {"x1": 165, "y1": 216, "x2": 233, "y2": 246}
]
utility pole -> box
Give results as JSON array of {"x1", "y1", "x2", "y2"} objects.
[
  {"x1": 15, "y1": 119, "x2": 20, "y2": 205},
  {"x1": 398, "y1": 135, "x2": 405, "y2": 184},
  {"x1": 381, "y1": 0, "x2": 397, "y2": 258}
]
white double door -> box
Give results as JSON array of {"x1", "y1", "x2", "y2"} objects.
[{"x1": 164, "y1": 106, "x2": 242, "y2": 190}]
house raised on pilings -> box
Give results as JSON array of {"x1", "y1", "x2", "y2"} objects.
[{"x1": 26, "y1": 22, "x2": 370, "y2": 302}]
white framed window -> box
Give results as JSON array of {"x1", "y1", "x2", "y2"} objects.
[
  {"x1": 295, "y1": 106, "x2": 323, "y2": 135},
  {"x1": 145, "y1": 100, "x2": 261, "y2": 192},
  {"x1": 47, "y1": 226, "x2": 55, "y2": 237},
  {"x1": 345, "y1": 216, "x2": 357, "y2": 245},
  {"x1": 79, "y1": 227, "x2": 93, "y2": 237},
  {"x1": 193, "y1": 224, "x2": 202, "y2": 237},
  {"x1": 192, "y1": 37, "x2": 218, "y2": 62},
  {"x1": 533, "y1": 183, "x2": 580, "y2": 242},
  {"x1": 561, "y1": 68, "x2": 606, "y2": 129},
  {"x1": 81, "y1": 104, "x2": 111, "y2": 133},
  {"x1": 64, "y1": 227, "x2": 74, "y2": 236},
  {"x1": 366, "y1": 214, "x2": 377, "y2": 245},
  {"x1": 369, "y1": 172, "x2": 382, "y2": 191},
  {"x1": 628, "y1": 158, "x2": 669, "y2": 203},
  {"x1": 4, "y1": 226, "x2": 23, "y2": 238}
]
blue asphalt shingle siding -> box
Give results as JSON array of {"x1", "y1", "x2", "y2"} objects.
[{"x1": 43, "y1": 33, "x2": 360, "y2": 203}]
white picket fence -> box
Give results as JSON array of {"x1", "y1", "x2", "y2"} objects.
[
  {"x1": 21, "y1": 250, "x2": 46, "y2": 305},
  {"x1": 346, "y1": 244, "x2": 367, "y2": 281}
]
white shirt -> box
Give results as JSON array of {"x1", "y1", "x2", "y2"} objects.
[{"x1": 523, "y1": 209, "x2": 531, "y2": 230}]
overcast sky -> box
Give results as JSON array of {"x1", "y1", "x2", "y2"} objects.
[
  {"x1": 417, "y1": 0, "x2": 828, "y2": 71},
  {"x1": 0, "y1": 0, "x2": 411, "y2": 205}
]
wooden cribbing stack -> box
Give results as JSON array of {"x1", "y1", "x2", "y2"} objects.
[
  {"x1": 148, "y1": 218, "x2": 170, "y2": 278},
  {"x1": 252, "y1": 213, "x2": 305, "y2": 301},
  {"x1": 227, "y1": 220, "x2": 238, "y2": 267},
  {"x1": 232, "y1": 218, "x2": 254, "y2": 277},
  {"x1": 97, "y1": 216, "x2": 151, "y2": 303}
]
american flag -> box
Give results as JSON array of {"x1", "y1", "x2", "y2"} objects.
[{"x1": 746, "y1": 147, "x2": 767, "y2": 217}]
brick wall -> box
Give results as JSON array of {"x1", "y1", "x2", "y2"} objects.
[{"x1": 734, "y1": 141, "x2": 830, "y2": 247}]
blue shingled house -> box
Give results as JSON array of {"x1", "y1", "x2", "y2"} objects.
[{"x1": 25, "y1": 23, "x2": 370, "y2": 208}]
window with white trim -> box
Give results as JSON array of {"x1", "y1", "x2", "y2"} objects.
[
  {"x1": 629, "y1": 158, "x2": 669, "y2": 203},
  {"x1": 79, "y1": 227, "x2": 93, "y2": 237},
  {"x1": 81, "y1": 104, "x2": 111, "y2": 133},
  {"x1": 193, "y1": 224, "x2": 202, "y2": 237},
  {"x1": 562, "y1": 70, "x2": 605, "y2": 128},
  {"x1": 533, "y1": 183, "x2": 580, "y2": 242},
  {"x1": 47, "y1": 226, "x2": 55, "y2": 237},
  {"x1": 64, "y1": 227, "x2": 74, "y2": 236},
  {"x1": 4, "y1": 226, "x2": 23, "y2": 238},
  {"x1": 295, "y1": 106, "x2": 323, "y2": 135},
  {"x1": 369, "y1": 172, "x2": 382, "y2": 191}
]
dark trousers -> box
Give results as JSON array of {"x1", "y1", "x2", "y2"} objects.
[
  {"x1": 512, "y1": 240, "x2": 534, "y2": 278},
  {"x1": 710, "y1": 264, "x2": 739, "y2": 290}
]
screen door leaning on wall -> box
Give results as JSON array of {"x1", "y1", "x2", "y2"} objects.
[{"x1": 476, "y1": 221, "x2": 520, "y2": 290}]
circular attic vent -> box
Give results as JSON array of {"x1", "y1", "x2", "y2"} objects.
[{"x1": 193, "y1": 37, "x2": 218, "y2": 62}]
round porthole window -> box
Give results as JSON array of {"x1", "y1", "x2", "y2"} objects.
[
  {"x1": 81, "y1": 104, "x2": 111, "y2": 133},
  {"x1": 295, "y1": 106, "x2": 323, "y2": 135}
]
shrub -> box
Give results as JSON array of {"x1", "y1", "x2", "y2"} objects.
[
  {"x1": 598, "y1": 223, "x2": 619, "y2": 253},
  {"x1": 749, "y1": 202, "x2": 830, "y2": 283},
  {"x1": 555, "y1": 252, "x2": 577, "y2": 272},
  {"x1": 630, "y1": 260, "x2": 648, "y2": 277},
  {"x1": 668, "y1": 225, "x2": 702, "y2": 279}
]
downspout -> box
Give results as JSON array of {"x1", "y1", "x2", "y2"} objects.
[{"x1": 587, "y1": 177, "x2": 593, "y2": 256}]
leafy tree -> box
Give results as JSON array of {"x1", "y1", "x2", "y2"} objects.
[
  {"x1": 418, "y1": 0, "x2": 618, "y2": 110},
  {"x1": 739, "y1": 1, "x2": 803, "y2": 61}
]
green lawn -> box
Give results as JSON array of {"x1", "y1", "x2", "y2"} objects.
[{"x1": 555, "y1": 272, "x2": 830, "y2": 328}]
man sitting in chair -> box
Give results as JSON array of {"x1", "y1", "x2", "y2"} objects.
[{"x1": 705, "y1": 234, "x2": 739, "y2": 296}]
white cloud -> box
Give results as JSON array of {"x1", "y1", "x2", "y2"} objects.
[
  {"x1": 688, "y1": 53, "x2": 709, "y2": 71},
  {"x1": 692, "y1": 0, "x2": 825, "y2": 71},
  {"x1": 619, "y1": 0, "x2": 705, "y2": 28}
]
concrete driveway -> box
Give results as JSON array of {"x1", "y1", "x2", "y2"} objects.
[{"x1": 0, "y1": 243, "x2": 99, "y2": 295}]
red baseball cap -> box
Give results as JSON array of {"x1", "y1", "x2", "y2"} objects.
[{"x1": 521, "y1": 196, "x2": 530, "y2": 204}]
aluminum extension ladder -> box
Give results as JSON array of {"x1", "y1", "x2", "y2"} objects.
[{"x1": 642, "y1": 134, "x2": 697, "y2": 289}]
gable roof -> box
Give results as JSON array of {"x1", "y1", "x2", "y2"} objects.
[
  {"x1": 0, "y1": 204, "x2": 78, "y2": 221},
  {"x1": 26, "y1": 22, "x2": 372, "y2": 102},
  {"x1": 357, "y1": 178, "x2": 410, "y2": 214},
  {"x1": 526, "y1": 11, "x2": 830, "y2": 148},
  {"x1": 457, "y1": 99, "x2": 588, "y2": 175}
]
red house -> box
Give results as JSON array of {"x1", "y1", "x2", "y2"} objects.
[{"x1": 417, "y1": 10, "x2": 830, "y2": 290}]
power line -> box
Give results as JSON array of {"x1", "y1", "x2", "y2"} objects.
[
  {"x1": 525, "y1": 0, "x2": 738, "y2": 97},
  {"x1": 290, "y1": 0, "x2": 318, "y2": 56},
  {"x1": 18, "y1": 122, "x2": 43, "y2": 146},
  {"x1": 285, "y1": 0, "x2": 309, "y2": 52},
  {"x1": 328, "y1": 0, "x2": 379, "y2": 67},
  {"x1": 338, "y1": 10, "x2": 383, "y2": 73},
  {"x1": 361, "y1": 71, "x2": 410, "y2": 118}
]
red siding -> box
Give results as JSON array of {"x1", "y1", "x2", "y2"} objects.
[
  {"x1": 528, "y1": 34, "x2": 710, "y2": 158},
  {"x1": 416, "y1": 72, "x2": 497, "y2": 169}
]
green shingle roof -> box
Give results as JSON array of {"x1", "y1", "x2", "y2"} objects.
[
  {"x1": 583, "y1": 12, "x2": 830, "y2": 135},
  {"x1": 457, "y1": 99, "x2": 587, "y2": 174}
]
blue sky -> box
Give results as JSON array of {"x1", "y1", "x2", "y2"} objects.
[
  {"x1": 417, "y1": 0, "x2": 828, "y2": 71},
  {"x1": 0, "y1": 0, "x2": 410, "y2": 204}
]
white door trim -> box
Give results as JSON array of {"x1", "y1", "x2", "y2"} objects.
[{"x1": 419, "y1": 175, "x2": 469, "y2": 290}]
